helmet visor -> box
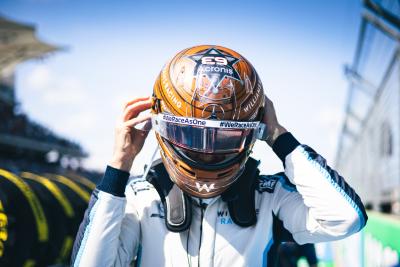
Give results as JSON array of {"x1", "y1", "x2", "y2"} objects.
[
  {"x1": 152, "y1": 114, "x2": 266, "y2": 153},
  {"x1": 173, "y1": 144, "x2": 239, "y2": 165}
]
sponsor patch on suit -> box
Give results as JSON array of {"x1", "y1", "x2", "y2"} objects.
[{"x1": 257, "y1": 175, "x2": 278, "y2": 193}]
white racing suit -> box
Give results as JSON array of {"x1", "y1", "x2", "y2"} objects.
[{"x1": 71, "y1": 133, "x2": 367, "y2": 266}]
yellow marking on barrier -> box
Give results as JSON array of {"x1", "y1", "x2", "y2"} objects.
[
  {"x1": 0, "y1": 200, "x2": 7, "y2": 258},
  {"x1": 0, "y1": 212, "x2": 7, "y2": 241},
  {"x1": 23, "y1": 259, "x2": 36, "y2": 267},
  {"x1": 67, "y1": 174, "x2": 96, "y2": 190},
  {"x1": 0, "y1": 169, "x2": 48, "y2": 242},
  {"x1": 21, "y1": 172, "x2": 75, "y2": 218},
  {"x1": 46, "y1": 174, "x2": 90, "y2": 203},
  {"x1": 56, "y1": 236, "x2": 74, "y2": 263}
]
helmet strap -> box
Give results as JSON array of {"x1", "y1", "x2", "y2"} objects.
[{"x1": 146, "y1": 159, "x2": 192, "y2": 232}]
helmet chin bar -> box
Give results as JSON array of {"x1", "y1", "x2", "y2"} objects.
[
  {"x1": 156, "y1": 133, "x2": 249, "y2": 198},
  {"x1": 164, "y1": 152, "x2": 244, "y2": 198}
]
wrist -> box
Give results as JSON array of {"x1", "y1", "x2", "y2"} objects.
[
  {"x1": 109, "y1": 154, "x2": 135, "y2": 172},
  {"x1": 98, "y1": 165, "x2": 130, "y2": 197},
  {"x1": 272, "y1": 132, "x2": 300, "y2": 163},
  {"x1": 266, "y1": 125, "x2": 287, "y2": 147}
]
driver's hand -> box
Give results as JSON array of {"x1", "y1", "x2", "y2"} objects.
[
  {"x1": 109, "y1": 96, "x2": 152, "y2": 172},
  {"x1": 262, "y1": 95, "x2": 287, "y2": 147}
]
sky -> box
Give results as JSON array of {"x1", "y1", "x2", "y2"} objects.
[{"x1": 0, "y1": 0, "x2": 362, "y2": 174}]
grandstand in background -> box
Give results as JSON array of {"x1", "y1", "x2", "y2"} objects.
[
  {"x1": 335, "y1": 0, "x2": 400, "y2": 215},
  {"x1": 334, "y1": 1, "x2": 400, "y2": 266},
  {"x1": 0, "y1": 15, "x2": 90, "y2": 173},
  {"x1": 0, "y1": 16, "x2": 102, "y2": 266}
]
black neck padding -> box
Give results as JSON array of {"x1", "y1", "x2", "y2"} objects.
[
  {"x1": 146, "y1": 158, "x2": 260, "y2": 232},
  {"x1": 221, "y1": 157, "x2": 260, "y2": 227}
]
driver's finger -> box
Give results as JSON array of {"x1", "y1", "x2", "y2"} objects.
[
  {"x1": 123, "y1": 96, "x2": 151, "y2": 109},
  {"x1": 123, "y1": 99, "x2": 152, "y2": 121},
  {"x1": 124, "y1": 113, "x2": 152, "y2": 127}
]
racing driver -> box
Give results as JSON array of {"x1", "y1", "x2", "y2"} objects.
[{"x1": 71, "y1": 45, "x2": 367, "y2": 267}]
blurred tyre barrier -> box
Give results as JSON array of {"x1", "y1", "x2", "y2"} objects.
[
  {"x1": 44, "y1": 174, "x2": 92, "y2": 246},
  {"x1": 0, "y1": 169, "x2": 48, "y2": 267},
  {"x1": 64, "y1": 173, "x2": 96, "y2": 193},
  {"x1": 45, "y1": 174, "x2": 91, "y2": 203},
  {"x1": 0, "y1": 168, "x2": 95, "y2": 266},
  {"x1": 0, "y1": 192, "x2": 8, "y2": 260},
  {"x1": 20, "y1": 172, "x2": 75, "y2": 265}
]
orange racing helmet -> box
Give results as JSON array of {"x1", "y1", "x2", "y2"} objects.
[{"x1": 152, "y1": 45, "x2": 266, "y2": 198}]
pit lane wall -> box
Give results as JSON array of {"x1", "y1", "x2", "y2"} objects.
[{"x1": 332, "y1": 211, "x2": 400, "y2": 267}]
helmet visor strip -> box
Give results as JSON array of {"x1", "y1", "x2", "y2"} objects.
[{"x1": 152, "y1": 113, "x2": 267, "y2": 153}]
